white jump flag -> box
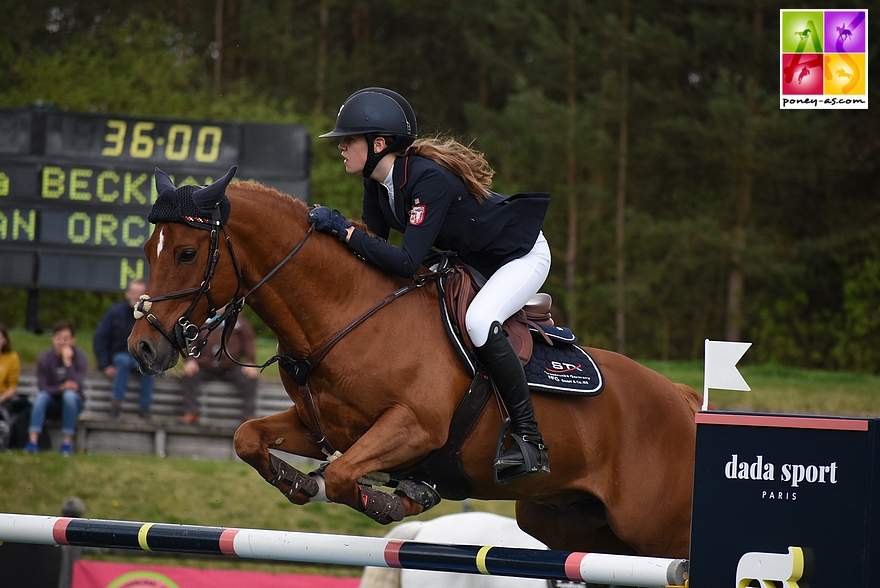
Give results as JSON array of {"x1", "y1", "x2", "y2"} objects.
[{"x1": 702, "y1": 339, "x2": 752, "y2": 411}]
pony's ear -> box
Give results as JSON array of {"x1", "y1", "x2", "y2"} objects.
[
  {"x1": 192, "y1": 166, "x2": 237, "y2": 212},
  {"x1": 155, "y1": 167, "x2": 176, "y2": 194}
]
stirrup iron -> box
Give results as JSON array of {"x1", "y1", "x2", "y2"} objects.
[{"x1": 493, "y1": 430, "x2": 550, "y2": 484}]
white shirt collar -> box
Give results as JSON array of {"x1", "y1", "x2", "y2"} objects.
[{"x1": 381, "y1": 165, "x2": 395, "y2": 207}]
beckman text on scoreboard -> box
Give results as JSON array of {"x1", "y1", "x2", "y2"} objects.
[{"x1": 0, "y1": 106, "x2": 311, "y2": 292}]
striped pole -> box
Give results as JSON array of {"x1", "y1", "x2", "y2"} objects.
[{"x1": 0, "y1": 513, "x2": 687, "y2": 587}]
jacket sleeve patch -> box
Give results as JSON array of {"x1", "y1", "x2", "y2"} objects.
[{"x1": 409, "y1": 204, "x2": 427, "y2": 226}]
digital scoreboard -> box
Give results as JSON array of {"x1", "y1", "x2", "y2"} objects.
[{"x1": 0, "y1": 107, "x2": 311, "y2": 292}]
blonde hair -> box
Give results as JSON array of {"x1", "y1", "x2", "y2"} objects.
[{"x1": 405, "y1": 137, "x2": 494, "y2": 201}]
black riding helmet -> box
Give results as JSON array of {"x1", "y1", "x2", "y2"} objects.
[{"x1": 320, "y1": 88, "x2": 418, "y2": 177}]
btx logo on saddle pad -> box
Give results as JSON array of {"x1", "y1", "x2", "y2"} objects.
[{"x1": 524, "y1": 324, "x2": 604, "y2": 396}]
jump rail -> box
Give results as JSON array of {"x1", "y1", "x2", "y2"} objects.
[{"x1": 0, "y1": 513, "x2": 687, "y2": 587}]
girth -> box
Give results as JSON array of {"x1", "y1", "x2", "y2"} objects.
[{"x1": 391, "y1": 372, "x2": 494, "y2": 500}]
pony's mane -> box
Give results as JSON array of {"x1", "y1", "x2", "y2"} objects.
[
  {"x1": 224, "y1": 180, "x2": 380, "y2": 271},
  {"x1": 227, "y1": 180, "x2": 373, "y2": 236},
  {"x1": 227, "y1": 181, "x2": 310, "y2": 216}
]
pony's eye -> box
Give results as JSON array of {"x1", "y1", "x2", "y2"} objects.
[{"x1": 178, "y1": 249, "x2": 197, "y2": 263}]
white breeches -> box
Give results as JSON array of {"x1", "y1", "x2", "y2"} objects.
[{"x1": 465, "y1": 232, "x2": 551, "y2": 347}]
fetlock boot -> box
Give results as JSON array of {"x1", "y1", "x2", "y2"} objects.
[{"x1": 474, "y1": 321, "x2": 549, "y2": 482}]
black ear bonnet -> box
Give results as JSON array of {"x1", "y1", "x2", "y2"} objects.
[{"x1": 149, "y1": 166, "x2": 237, "y2": 229}]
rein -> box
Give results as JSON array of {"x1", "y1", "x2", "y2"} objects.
[
  {"x1": 267, "y1": 271, "x2": 447, "y2": 455},
  {"x1": 136, "y1": 207, "x2": 450, "y2": 455},
  {"x1": 269, "y1": 273, "x2": 442, "y2": 385}
]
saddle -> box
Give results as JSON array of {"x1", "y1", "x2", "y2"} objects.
[{"x1": 442, "y1": 265, "x2": 555, "y2": 367}]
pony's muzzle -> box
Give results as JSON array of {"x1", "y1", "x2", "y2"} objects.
[
  {"x1": 131, "y1": 337, "x2": 177, "y2": 375},
  {"x1": 133, "y1": 338, "x2": 158, "y2": 374}
]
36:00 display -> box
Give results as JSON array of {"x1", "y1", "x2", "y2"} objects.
[{"x1": 101, "y1": 119, "x2": 223, "y2": 162}]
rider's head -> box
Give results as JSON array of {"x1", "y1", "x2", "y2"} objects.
[{"x1": 320, "y1": 88, "x2": 418, "y2": 178}]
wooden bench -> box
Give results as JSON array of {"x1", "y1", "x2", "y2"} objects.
[{"x1": 17, "y1": 369, "x2": 297, "y2": 461}]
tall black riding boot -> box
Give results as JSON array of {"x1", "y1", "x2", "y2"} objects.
[{"x1": 474, "y1": 321, "x2": 549, "y2": 482}]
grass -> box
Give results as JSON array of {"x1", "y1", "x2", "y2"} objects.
[
  {"x1": 0, "y1": 451, "x2": 515, "y2": 576},
  {"x1": 639, "y1": 359, "x2": 880, "y2": 417},
  {"x1": 0, "y1": 451, "x2": 515, "y2": 529},
  {"x1": 5, "y1": 328, "x2": 880, "y2": 576}
]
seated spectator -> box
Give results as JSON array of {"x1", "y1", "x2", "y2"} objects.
[
  {"x1": 26, "y1": 321, "x2": 88, "y2": 456},
  {"x1": 0, "y1": 323, "x2": 21, "y2": 408},
  {"x1": 179, "y1": 309, "x2": 259, "y2": 425},
  {"x1": 94, "y1": 280, "x2": 155, "y2": 420},
  {"x1": 0, "y1": 323, "x2": 30, "y2": 449}
]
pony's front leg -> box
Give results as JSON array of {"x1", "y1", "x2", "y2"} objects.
[
  {"x1": 322, "y1": 405, "x2": 442, "y2": 524},
  {"x1": 234, "y1": 407, "x2": 327, "y2": 505}
]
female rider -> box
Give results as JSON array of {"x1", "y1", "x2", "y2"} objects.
[{"x1": 310, "y1": 88, "x2": 551, "y2": 482}]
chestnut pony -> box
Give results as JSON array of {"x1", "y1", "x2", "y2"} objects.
[{"x1": 129, "y1": 171, "x2": 703, "y2": 559}]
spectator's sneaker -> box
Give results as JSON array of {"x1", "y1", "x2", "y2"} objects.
[
  {"x1": 60, "y1": 441, "x2": 74, "y2": 456},
  {"x1": 139, "y1": 407, "x2": 152, "y2": 421},
  {"x1": 108, "y1": 402, "x2": 122, "y2": 420},
  {"x1": 178, "y1": 413, "x2": 199, "y2": 425},
  {"x1": 24, "y1": 441, "x2": 39, "y2": 454}
]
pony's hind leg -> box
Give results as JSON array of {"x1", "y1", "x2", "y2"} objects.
[
  {"x1": 515, "y1": 499, "x2": 638, "y2": 555},
  {"x1": 233, "y1": 407, "x2": 327, "y2": 505}
]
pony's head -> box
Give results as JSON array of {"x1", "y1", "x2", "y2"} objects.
[{"x1": 129, "y1": 167, "x2": 240, "y2": 374}]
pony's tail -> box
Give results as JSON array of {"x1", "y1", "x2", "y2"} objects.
[{"x1": 358, "y1": 521, "x2": 424, "y2": 588}]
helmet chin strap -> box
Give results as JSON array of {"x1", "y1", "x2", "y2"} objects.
[{"x1": 362, "y1": 133, "x2": 398, "y2": 178}]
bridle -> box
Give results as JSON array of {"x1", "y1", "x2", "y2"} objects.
[{"x1": 134, "y1": 207, "x2": 315, "y2": 362}]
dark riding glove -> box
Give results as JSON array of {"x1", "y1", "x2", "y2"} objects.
[{"x1": 309, "y1": 206, "x2": 353, "y2": 242}]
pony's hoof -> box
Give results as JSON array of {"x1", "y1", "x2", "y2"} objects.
[
  {"x1": 358, "y1": 484, "x2": 405, "y2": 524},
  {"x1": 396, "y1": 479, "x2": 441, "y2": 512}
]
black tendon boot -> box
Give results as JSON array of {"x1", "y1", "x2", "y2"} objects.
[{"x1": 474, "y1": 321, "x2": 549, "y2": 483}]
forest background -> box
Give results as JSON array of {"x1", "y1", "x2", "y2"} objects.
[{"x1": 0, "y1": 0, "x2": 877, "y2": 372}]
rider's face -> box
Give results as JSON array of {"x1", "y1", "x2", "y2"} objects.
[{"x1": 338, "y1": 135, "x2": 368, "y2": 176}]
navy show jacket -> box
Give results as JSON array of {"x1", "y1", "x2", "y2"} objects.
[{"x1": 346, "y1": 155, "x2": 549, "y2": 279}]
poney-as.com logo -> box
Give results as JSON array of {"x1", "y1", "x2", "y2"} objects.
[{"x1": 780, "y1": 9, "x2": 868, "y2": 109}]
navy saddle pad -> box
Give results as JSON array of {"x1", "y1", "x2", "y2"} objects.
[{"x1": 524, "y1": 324, "x2": 604, "y2": 396}]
